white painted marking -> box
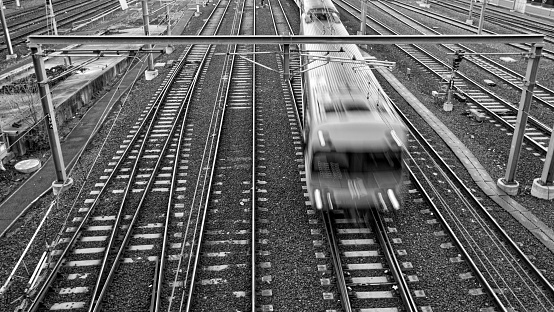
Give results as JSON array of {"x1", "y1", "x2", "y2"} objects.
[
  {"x1": 122, "y1": 256, "x2": 158, "y2": 263},
  {"x1": 347, "y1": 263, "x2": 383, "y2": 270},
  {"x1": 128, "y1": 245, "x2": 154, "y2": 251},
  {"x1": 340, "y1": 239, "x2": 374, "y2": 245},
  {"x1": 59, "y1": 287, "x2": 89, "y2": 294},
  {"x1": 354, "y1": 291, "x2": 394, "y2": 299},
  {"x1": 74, "y1": 247, "x2": 105, "y2": 254},
  {"x1": 66, "y1": 273, "x2": 90, "y2": 280},
  {"x1": 50, "y1": 302, "x2": 86, "y2": 310}
]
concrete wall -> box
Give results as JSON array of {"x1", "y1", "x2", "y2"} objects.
[
  {"x1": 490, "y1": 0, "x2": 554, "y2": 18},
  {"x1": 52, "y1": 57, "x2": 131, "y2": 127},
  {"x1": 1, "y1": 56, "x2": 132, "y2": 160},
  {"x1": 526, "y1": 3, "x2": 554, "y2": 17}
]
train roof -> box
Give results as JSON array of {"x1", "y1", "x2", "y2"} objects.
[{"x1": 303, "y1": 0, "x2": 338, "y2": 13}]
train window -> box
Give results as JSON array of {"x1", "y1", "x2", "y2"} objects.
[
  {"x1": 312, "y1": 152, "x2": 400, "y2": 174},
  {"x1": 363, "y1": 152, "x2": 401, "y2": 171},
  {"x1": 313, "y1": 153, "x2": 349, "y2": 169},
  {"x1": 313, "y1": 152, "x2": 348, "y2": 179},
  {"x1": 343, "y1": 103, "x2": 369, "y2": 112}
]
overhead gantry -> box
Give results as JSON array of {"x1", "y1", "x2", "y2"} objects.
[{"x1": 27, "y1": 34, "x2": 553, "y2": 199}]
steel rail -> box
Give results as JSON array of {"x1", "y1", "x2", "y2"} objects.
[
  {"x1": 368, "y1": 209, "x2": 418, "y2": 312},
  {"x1": 389, "y1": 94, "x2": 554, "y2": 307},
  {"x1": 251, "y1": 1, "x2": 258, "y2": 309},
  {"x1": 182, "y1": 0, "x2": 251, "y2": 309},
  {"x1": 322, "y1": 211, "x2": 353, "y2": 312},
  {"x1": 178, "y1": 45, "x2": 231, "y2": 310}
]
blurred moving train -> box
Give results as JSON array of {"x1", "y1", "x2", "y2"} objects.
[{"x1": 297, "y1": 0, "x2": 407, "y2": 212}]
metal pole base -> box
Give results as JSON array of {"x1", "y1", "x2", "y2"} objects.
[
  {"x1": 530, "y1": 178, "x2": 554, "y2": 200},
  {"x1": 145, "y1": 69, "x2": 159, "y2": 80},
  {"x1": 465, "y1": 19, "x2": 474, "y2": 25},
  {"x1": 6, "y1": 54, "x2": 18, "y2": 60},
  {"x1": 52, "y1": 177, "x2": 74, "y2": 195},
  {"x1": 496, "y1": 178, "x2": 519, "y2": 196},
  {"x1": 417, "y1": 1, "x2": 430, "y2": 8},
  {"x1": 443, "y1": 101, "x2": 453, "y2": 112}
]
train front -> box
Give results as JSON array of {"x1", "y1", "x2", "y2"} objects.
[{"x1": 305, "y1": 116, "x2": 406, "y2": 212}]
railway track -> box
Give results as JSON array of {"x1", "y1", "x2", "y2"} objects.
[
  {"x1": 377, "y1": 0, "x2": 554, "y2": 112},
  {"x1": 1, "y1": 0, "x2": 78, "y2": 28},
  {"x1": 281, "y1": 14, "x2": 487, "y2": 307},
  {"x1": 280, "y1": 1, "x2": 554, "y2": 308},
  {"x1": 391, "y1": 88, "x2": 554, "y2": 310},
  {"x1": 19, "y1": 0, "x2": 235, "y2": 310},
  {"x1": 429, "y1": 0, "x2": 554, "y2": 42},
  {"x1": 267, "y1": 0, "x2": 302, "y2": 121},
  {"x1": 164, "y1": 0, "x2": 259, "y2": 310},
  {"x1": 321, "y1": 208, "x2": 418, "y2": 311},
  {"x1": 0, "y1": 0, "x2": 132, "y2": 53},
  {"x1": 388, "y1": 0, "x2": 554, "y2": 61},
  {"x1": 335, "y1": 0, "x2": 553, "y2": 156},
  {"x1": 277, "y1": 3, "x2": 413, "y2": 309}
]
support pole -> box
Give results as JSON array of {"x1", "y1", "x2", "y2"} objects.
[
  {"x1": 498, "y1": 44, "x2": 543, "y2": 195},
  {"x1": 443, "y1": 73, "x2": 455, "y2": 112},
  {"x1": 284, "y1": 44, "x2": 290, "y2": 81},
  {"x1": 166, "y1": 2, "x2": 171, "y2": 36},
  {"x1": 0, "y1": 0, "x2": 16, "y2": 58},
  {"x1": 30, "y1": 46, "x2": 67, "y2": 185},
  {"x1": 477, "y1": 0, "x2": 487, "y2": 35},
  {"x1": 531, "y1": 123, "x2": 554, "y2": 199},
  {"x1": 142, "y1": 0, "x2": 154, "y2": 71},
  {"x1": 47, "y1": 0, "x2": 58, "y2": 35},
  {"x1": 467, "y1": 0, "x2": 475, "y2": 23},
  {"x1": 539, "y1": 134, "x2": 554, "y2": 184},
  {"x1": 360, "y1": 0, "x2": 366, "y2": 36},
  {"x1": 142, "y1": 0, "x2": 158, "y2": 80}
]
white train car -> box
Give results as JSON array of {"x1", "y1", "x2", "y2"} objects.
[{"x1": 299, "y1": 0, "x2": 407, "y2": 212}]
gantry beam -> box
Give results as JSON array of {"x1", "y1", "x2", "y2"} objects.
[{"x1": 27, "y1": 34, "x2": 544, "y2": 46}]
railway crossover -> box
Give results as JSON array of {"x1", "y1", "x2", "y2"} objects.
[
  {"x1": 166, "y1": 0, "x2": 259, "y2": 310},
  {"x1": 20, "y1": 0, "x2": 241, "y2": 310}
]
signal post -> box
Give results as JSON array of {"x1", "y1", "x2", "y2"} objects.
[{"x1": 443, "y1": 50, "x2": 464, "y2": 111}]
